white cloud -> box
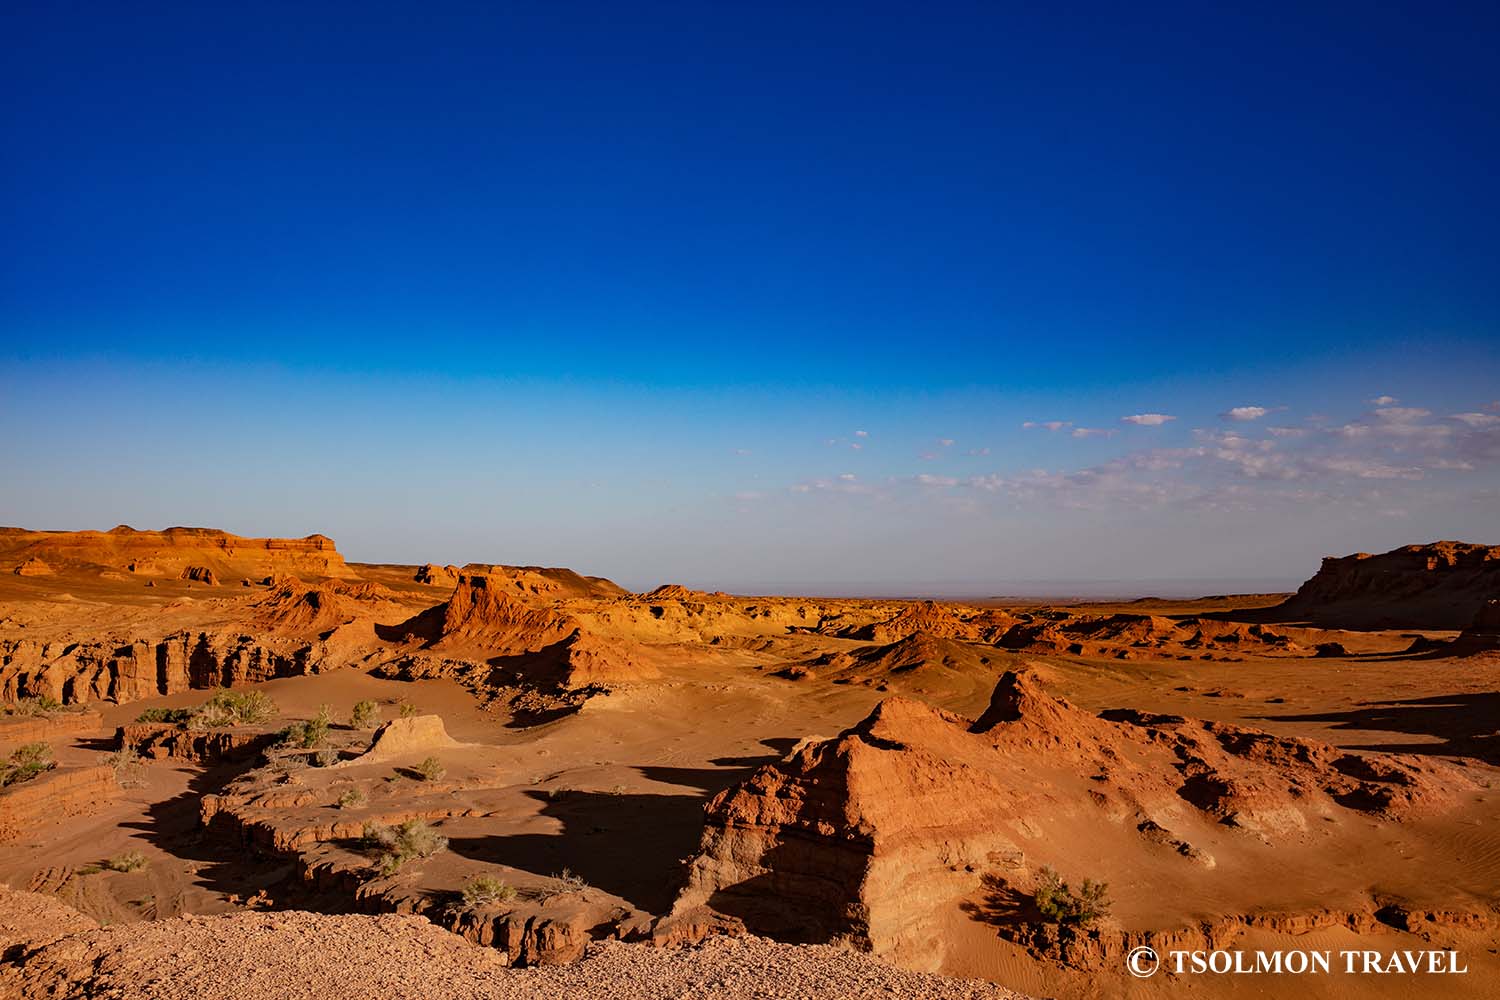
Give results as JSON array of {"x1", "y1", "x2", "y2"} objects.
[
  {"x1": 1120, "y1": 413, "x2": 1176, "y2": 426},
  {"x1": 914, "y1": 473, "x2": 958, "y2": 487},
  {"x1": 1369, "y1": 395, "x2": 1399, "y2": 405},
  {"x1": 1222, "y1": 405, "x2": 1269, "y2": 422},
  {"x1": 1449, "y1": 412, "x2": 1500, "y2": 428},
  {"x1": 966, "y1": 447, "x2": 991, "y2": 456},
  {"x1": 854, "y1": 429, "x2": 869, "y2": 437},
  {"x1": 1071, "y1": 427, "x2": 1113, "y2": 439},
  {"x1": 938, "y1": 438, "x2": 955, "y2": 447},
  {"x1": 1373, "y1": 407, "x2": 1431, "y2": 422},
  {"x1": 1022, "y1": 420, "x2": 1073, "y2": 432}
]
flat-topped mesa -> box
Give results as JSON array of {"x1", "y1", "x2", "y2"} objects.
[
  {"x1": 1272, "y1": 540, "x2": 1500, "y2": 629},
  {"x1": 665, "y1": 670, "x2": 1475, "y2": 971},
  {"x1": 0, "y1": 526, "x2": 353, "y2": 581}
]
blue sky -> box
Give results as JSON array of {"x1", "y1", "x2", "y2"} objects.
[{"x1": 2, "y1": 3, "x2": 1497, "y2": 593}]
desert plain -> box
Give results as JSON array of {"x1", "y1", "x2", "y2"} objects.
[{"x1": 0, "y1": 526, "x2": 1497, "y2": 999}]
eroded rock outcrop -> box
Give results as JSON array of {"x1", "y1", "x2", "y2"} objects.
[
  {"x1": 0, "y1": 764, "x2": 120, "y2": 843},
  {"x1": 1272, "y1": 541, "x2": 1500, "y2": 628},
  {"x1": 665, "y1": 671, "x2": 1479, "y2": 971}
]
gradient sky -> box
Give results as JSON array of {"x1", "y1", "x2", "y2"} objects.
[{"x1": 3, "y1": 3, "x2": 1497, "y2": 594}]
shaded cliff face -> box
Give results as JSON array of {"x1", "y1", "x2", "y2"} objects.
[
  {"x1": 666, "y1": 671, "x2": 1479, "y2": 972},
  {"x1": 1272, "y1": 541, "x2": 1500, "y2": 629},
  {"x1": 0, "y1": 526, "x2": 353, "y2": 581}
]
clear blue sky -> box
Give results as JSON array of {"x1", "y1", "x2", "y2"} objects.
[{"x1": 3, "y1": 2, "x2": 1497, "y2": 594}]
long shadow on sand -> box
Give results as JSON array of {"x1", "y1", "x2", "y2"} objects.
[
  {"x1": 446, "y1": 789, "x2": 705, "y2": 913},
  {"x1": 1259, "y1": 692, "x2": 1500, "y2": 761},
  {"x1": 117, "y1": 761, "x2": 308, "y2": 907},
  {"x1": 446, "y1": 741, "x2": 800, "y2": 914}
]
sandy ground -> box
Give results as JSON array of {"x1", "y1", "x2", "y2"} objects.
[{"x1": 1, "y1": 544, "x2": 1497, "y2": 999}]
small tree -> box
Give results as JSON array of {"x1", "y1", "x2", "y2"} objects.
[{"x1": 1033, "y1": 866, "x2": 1111, "y2": 927}]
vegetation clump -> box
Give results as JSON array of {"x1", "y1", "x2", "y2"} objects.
[
  {"x1": 529, "y1": 867, "x2": 588, "y2": 902},
  {"x1": 138, "y1": 690, "x2": 278, "y2": 729},
  {"x1": 1033, "y1": 866, "x2": 1111, "y2": 928},
  {"x1": 134, "y1": 706, "x2": 192, "y2": 724},
  {"x1": 3, "y1": 695, "x2": 63, "y2": 718},
  {"x1": 106, "y1": 850, "x2": 149, "y2": 872},
  {"x1": 363, "y1": 818, "x2": 448, "y2": 876},
  {"x1": 1, "y1": 742, "x2": 55, "y2": 787},
  {"x1": 107, "y1": 745, "x2": 145, "y2": 787},
  {"x1": 461, "y1": 873, "x2": 518, "y2": 907},
  {"x1": 350, "y1": 699, "x2": 382, "y2": 729},
  {"x1": 195, "y1": 689, "x2": 279, "y2": 728},
  {"x1": 414, "y1": 755, "x2": 446, "y2": 781},
  {"x1": 337, "y1": 787, "x2": 367, "y2": 809},
  {"x1": 281, "y1": 704, "x2": 332, "y2": 749},
  {"x1": 398, "y1": 701, "x2": 419, "y2": 719}
]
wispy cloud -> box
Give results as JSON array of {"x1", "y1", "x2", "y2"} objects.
[
  {"x1": 1022, "y1": 420, "x2": 1073, "y2": 432},
  {"x1": 1221, "y1": 405, "x2": 1269, "y2": 421},
  {"x1": 1070, "y1": 427, "x2": 1113, "y2": 439},
  {"x1": 1369, "y1": 395, "x2": 1399, "y2": 405},
  {"x1": 1121, "y1": 413, "x2": 1176, "y2": 426}
]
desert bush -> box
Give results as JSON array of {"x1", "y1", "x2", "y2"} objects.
[
  {"x1": 106, "y1": 850, "x2": 149, "y2": 873},
  {"x1": 192, "y1": 689, "x2": 278, "y2": 728},
  {"x1": 281, "y1": 704, "x2": 332, "y2": 749},
  {"x1": 337, "y1": 787, "x2": 367, "y2": 809},
  {"x1": 107, "y1": 745, "x2": 145, "y2": 788},
  {"x1": 398, "y1": 701, "x2": 419, "y2": 719},
  {"x1": 365, "y1": 818, "x2": 448, "y2": 875},
  {"x1": 350, "y1": 699, "x2": 381, "y2": 729},
  {"x1": 4, "y1": 695, "x2": 63, "y2": 717},
  {"x1": 1032, "y1": 866, "x2": 1111, "y2": 927},
  {"x1": 529, "y1": 867, "x2": 588, "y2": 902},
  {"x1": 1, "y1": 742, "x2": 55, "y2": 787},
  {"x1": 313, "y1": 748, "x2": 339, "y2": 767},
  {"x1": 414, "y1": 756, "x2": 445, "y2": 781},
  {"x1": 461, "y1": 873, "x2": 517, "y2": 907},
  {"x1": 135, "y1": 706, "x2": 192, "y2": 725}
]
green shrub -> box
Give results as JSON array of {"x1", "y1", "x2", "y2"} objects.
[
  {"x1": 5, "y1": 695, "x2": 63, "y2": 717},
  {"x1": 461, "y1": 873, "x2": 517, "y2": 907},
  {"x1": 1, "y1": 742, "x2": 55, "y2": 787},
  {"x1": 106, "y1": 850, "x2": 149, "y2": 873},
  {"x1": 350, "y1": 699, "x2": 381, "y2": 729},
  {"x1": 414, "y1": 756, "x2": 445, "y2": 781},
  {"x1": 398, "y1": 701, "x2": 419, "y2": 719},
  {"x1": 364, "y1": 818, "x2": 448, "y2": 875},
  {"x1": 337, "y1": 787, "x2": 367, "y2": 809},
  {"x1": 1033, "y1": 866, "x2": 1111, "y2": 927},
  {"x1": 281, "y1": 705, "x2": 332, "y2": 749},
  {"x1": 135, "y1": 706, "x2": 193, "y2": 725},
  {"x1": 192, "y1": 689, "x2": 278, "y2": 728}
]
